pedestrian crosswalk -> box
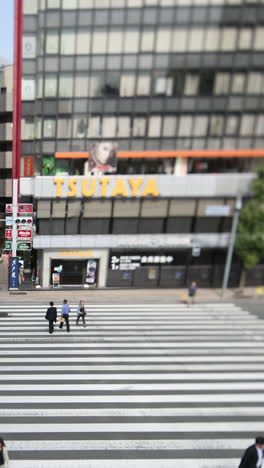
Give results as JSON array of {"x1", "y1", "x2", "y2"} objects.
[{"x1": 0, "y1": 302, "x2": 263, "y2": 467}]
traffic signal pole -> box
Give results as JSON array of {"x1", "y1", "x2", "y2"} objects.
[{"x1": 9, "y1": 0, "x2": 23, "y2": 289}]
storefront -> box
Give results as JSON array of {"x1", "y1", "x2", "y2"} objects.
[
  {"x1": 19, "y1": 173, "x2": 260, "y2": 289},
  {"x1": 40, "y1": 249, "x2": 108, "y2": 288}
]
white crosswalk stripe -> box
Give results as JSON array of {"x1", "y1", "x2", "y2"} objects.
[{"x1": 0, "y1": 302, "x2": 262, "y2": 467}]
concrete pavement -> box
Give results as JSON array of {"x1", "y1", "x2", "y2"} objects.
[{"x1": 0, "y1": 286, "x2": 263, "y2": 305}]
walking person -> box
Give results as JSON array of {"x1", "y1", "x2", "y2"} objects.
[
  {"x1": 238, "y1": 436, "x2": 264, "y2": 468},
  {"x1": 76, "y1": 300, "x2": 87, "y2": 327},
  {"x1": 187, "y1": 281, "x2": 197, "y2": 305},
  {"x1": 0, "y1": 438, "x2": 9, "y2": 468},
  {"x1": 45, "y1": 301, "x2": 57, "y2": 334},
  {"x1": 59, "y1": 299, "x2": 71, "y2": 332}
]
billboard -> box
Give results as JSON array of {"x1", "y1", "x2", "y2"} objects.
[{"x1": 89, "y1": 142, "x2": 117, "y2": 174}]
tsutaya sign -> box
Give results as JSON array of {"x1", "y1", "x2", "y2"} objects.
[
  {"x1": 54, "y1": 177, "x2": 160, "y2": 198},
  {"x1": 24, "y1": 174, "x2": 253, "y2": 199}
]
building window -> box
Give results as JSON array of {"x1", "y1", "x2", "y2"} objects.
[
  {"x1": 204, "y1": 29, "x2": 220, "y2": 52},
  {"x1": 168, "y1": 71, "x2": 185, "y2": 96},
  {"x1": 178, "y1": 116, "x2": 192, "y2": 137},
  {"x1": 23, "y1": 36, "x2": 36, "y2": 59},
  {"x1": 137, "y1": 75, "x2": 151, "y2": 96},
  {"x1": 120, "y1": 74, "x2": 136, "y2": 97},
  {"x1": 47, "y1": 0, "x2": 60, "y2": 7},
  {"x1": 172, "y1": 30, "x2": 187, "y2": 52},
  {"x1": 74, "y1": 75, "x2": 89, "y2": 97},
  {"x1": 108, "y1": 31, "x2": 123, "y2": 54},
  {"x1": 89, "y1": 75, "x2": 104, "y2": 97},
  {"x1": 193, "y1": 116, "x2": 208, "y2": 137},
  {"x1": 240, "y1": 114, "x2": 255, "y2": 136},
  {"x1": 209, "y1": 116, "x2": 224, "y2": 136},
  {"x1": 46, "y1": 32, "x2": 59, "y2": 55},
  {"x1": 124, "y1": 31, "x2": 140, "y2": 53},
  {"x1": 221, "y1": 28, "x2": 237, "y2": 51},
  {"x1": 214, "y1": 73, "x2": 230, "y2": 95},
  {"x1": 44, "y1": 76, "x2": 57, "y2": 97},
  {"x1": 162, "y1": 116, "x2": 177, "y2": 137},
  {"x1": 88, "y1": 116, "x2": 101, "y2": 138},
  {"x1": 62, "y1": 0, "x2": 78, "y2": 8},
  {"x1": 60, "y1": 32, "x2": 76, "y2": 55},
  {"x1": 59, "y1": 75, "x2": 74, "y2": 97},
  {"x1": 43, "y1": 119, "x2": 56, "y2": 138},
  {"x1": 154, "y1": 77, "x2": 173, "y2": 96},
  {"x1": 238, "y1": 28, "x2": 252, "y2": 50},
  {"x1": 23, "y1": 0, "x2": 38, "y2": 13},
  {"x1": 184, "y1": 74, "x2": 199, "y2": 96},
  {"x1": 247, "y1": 73, "x2": 264, "y2": 94},
  {"x1": 117, "y1": 117, "x2": 131, "y2": 138},
  {"x1": 156, "y1": 29, "x2": 172, "y2": 52},
  {"x1": 255, "y1": 115, "x2": 264, "y2": 136},
  {"x1": 73, "y1": 118, "x2": 88, "y2": 138},
  {"x1": 76, "y1": 32, "x2": 91, "y2": 54},
  {"x1": 225, "y1": 115, "x2": 239, "y2": 135},
  {"x1": 101, "y1": 74, "x2": 120, "y2": 96},
  {"x1": 22, "y1": 79, "x2": 35, "y2": 101},
  {"x1": 57, "y1": 119, "x2": 71, "y2": 139},
  {"x1": 199, "y1": 71, "x2": 215, "y2": 96},
  {"x1": 102, "y1": 117, "x2": 117, "y2": 138},
  {"x1": 254, "y1": 27, "x2": 264, "y2": 50},
  {"x1": 21, "y1": 118, "x2": 34, "y2": 140},
  {"x1": 141, "y1": 31, "x2": 155, "y2": 52},
  {"x1": 132, "y1": 117, "x2": 146, "y2": 137},
  {"x1": 148, "y1": 116, "x2": 162, "y2": 137},
  {"x1": 189, "y1": 29, "x2": 204, "y2": 52},
  {"x1": 92, "y1": 32, "x2": 108, "y2": 54},
  {"x1": 231, "y1": 73, "x2": 246, "y2": 94}
]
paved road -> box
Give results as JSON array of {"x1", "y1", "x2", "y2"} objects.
[{"x1": 0, "y1": 302, "x2": 263, "y2": 467}]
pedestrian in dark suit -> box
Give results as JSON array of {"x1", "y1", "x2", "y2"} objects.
[
  {"x1": 238, "y1": 436, "x2": 264, "y2": 468},
  {"x1": 45, "y1": 301, "x2": 57, "y2": 334}
]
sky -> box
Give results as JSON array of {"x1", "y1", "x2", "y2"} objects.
[{"x1": 0, "y1": 0, "x2": 14, "y2": 64}]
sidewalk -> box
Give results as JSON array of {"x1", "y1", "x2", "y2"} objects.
[{"x1": 1, "y1": 287, "x2": 263, "y2": 304}]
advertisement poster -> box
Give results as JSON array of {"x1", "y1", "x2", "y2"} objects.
[
  {"x1": 42, "y1": 157, "x2": 55, "y2": 176},
  {"x1": 86, "y1": 260, "x2": 97, "y2": 284},
  {"x1": 89, "y1": 142, "x2": 117, "y2": 174}
]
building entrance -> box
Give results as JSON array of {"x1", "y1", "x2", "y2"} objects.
[{"x1": 50, "y1": 259, "x2": 99, "y2": 286}]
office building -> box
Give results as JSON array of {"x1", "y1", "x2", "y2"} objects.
[
  {"x1": 0, "y1": 64, "x2": 13, "y2": 253},
  {"x1": 20, "y1": 0, "x2": 264, "y2": 288}
]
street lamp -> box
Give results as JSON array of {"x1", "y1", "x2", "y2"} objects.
[{"x1": 221, "y1": 196, "x2": 242, "y2": 297}]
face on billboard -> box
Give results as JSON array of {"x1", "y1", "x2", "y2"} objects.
[{"x1": 89, "y1": 142, "x2": 117, "y2": 173}]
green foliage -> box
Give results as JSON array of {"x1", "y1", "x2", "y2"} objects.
[
  {"x1": 251, "y1": 163, "x2": 264, "y2": 200},
  {"x1": 236, "y1": 164, "x2": 264, "y2": 270}
]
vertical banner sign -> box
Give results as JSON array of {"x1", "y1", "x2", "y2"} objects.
[
  {"x1": 9, "y1": 257, "x2": 19, "y2": 289},
  {"x1": 23, "y1": 157, "x2": 34, "y2": 177}
]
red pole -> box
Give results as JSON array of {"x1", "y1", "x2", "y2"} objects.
[{"x1": 12, "y1": 0, "x2": 23, "y2": 186}]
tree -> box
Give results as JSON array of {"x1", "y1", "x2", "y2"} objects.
[{"x1": 236, "y1": 163, "x2": 264, "y2": 286}]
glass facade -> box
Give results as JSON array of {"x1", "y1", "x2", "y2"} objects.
[{"x1": 22, "y1": 0, "x2": 264, "y2": 175}]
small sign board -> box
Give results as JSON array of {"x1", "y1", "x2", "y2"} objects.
[
  {"x1": 17, "y1": 229, "x2": 32, "y2": 240},
  {"x1": 18, "y1": 204, "x2": 33, "y2": 214},
  {"x1": 5, "y1": 218, "x2": 12, "y2": 226},
  {"x1": 206, "y1": 205, "x2": 230, "y2": 216},
  {"x1": 5, "y1": 204, "x2": 12, "y2": 213},
  {"x1": 5, "y1": 241, "x2": 12, "y2": 250},
  {"x1": 52, "y1": 273, "x2": 60, "y2": 288},
  {"x1": 17, "y1": 242, "x2": 32, "y2": 251},
  {"x1": 5, "y1": 204, "x2": 33, "y2": 214},
  {"x1": 5, "y1": 229, "x2": 12, "y2": 239}
]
